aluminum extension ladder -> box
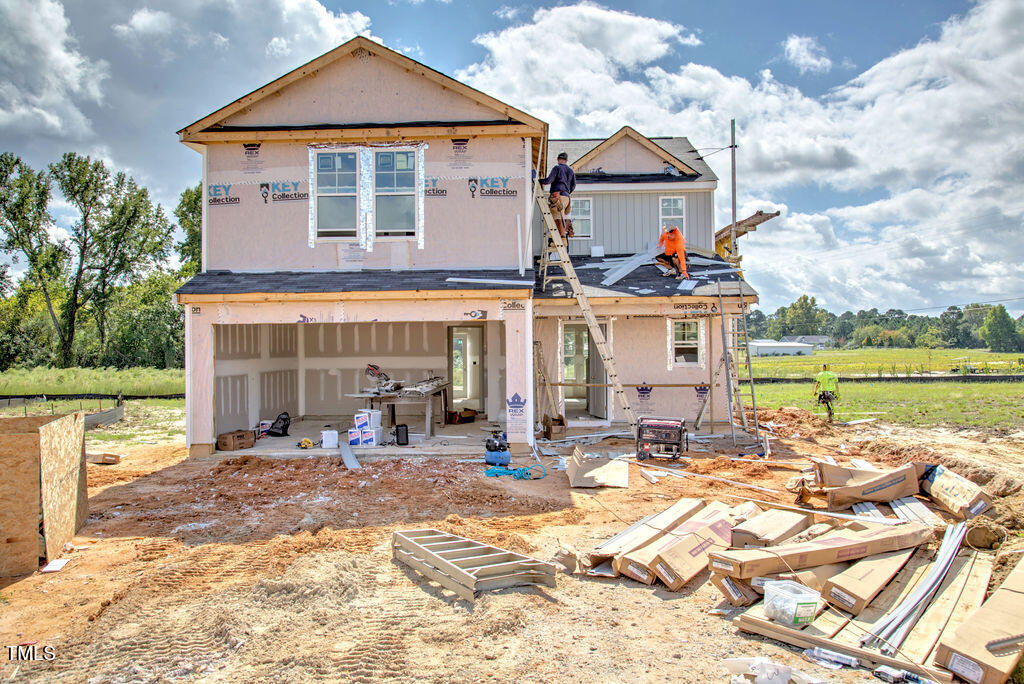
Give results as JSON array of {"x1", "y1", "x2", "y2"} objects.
[
  {"x1": 533, "y1": 340, "x2": 561, "y2": 423},
  {"x1": 534, "y1": 186, "x2": 638, "y2": 428}
]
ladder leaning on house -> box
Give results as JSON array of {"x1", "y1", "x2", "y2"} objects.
[
  {"x1": 693, "y1": 282, "x2": 760, "y2": 445},
  {"x1": 533, "y1": 186, "x2": 639, "y2": 429}
]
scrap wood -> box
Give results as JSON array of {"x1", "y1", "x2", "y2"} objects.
[
  {"x1": 627, "y1": 461, "x2": 783, "y2": 494},
  {"x1": 732, "y1": 611, "x2": 954, "y2": 683},
  {"x1": 567, "y1": 447, "x2": 628, "y2": 488},
  {"x1": 86, "y1": 452, "x2": 121, "y2": 465},
  {"x1": 719, "y1": 494, "x2": 907, "y2": 526}
]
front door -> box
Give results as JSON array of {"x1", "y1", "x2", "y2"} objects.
[
  {"x1": 586, "y1": 323, "x2": 608, "y2": 419},
  {"x1": 450, "y1": 325, "x2": 484, "y2": 411}
]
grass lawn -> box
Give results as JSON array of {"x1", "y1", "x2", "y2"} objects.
[
  {"x1": 749, "y1": 347, "x2": 1024, "y2": 379},
  {"x1": 754, "y1": 381, "x2": 1024, "y2": 433},
  {"x1": 0, "y1": 367, "x2": 184, "y2": 396}
]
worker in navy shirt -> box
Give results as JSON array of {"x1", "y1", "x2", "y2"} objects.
[{"x1": 541, "y1": 152, "x2": 576, "y2": 240}]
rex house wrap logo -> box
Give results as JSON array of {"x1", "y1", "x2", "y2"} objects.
[
  {"x1": 259, "y1": 181, "x2": 309, "y2": 204},
  {"x1": 468, "y1": 177, "x2": 517, "y2": 198}
]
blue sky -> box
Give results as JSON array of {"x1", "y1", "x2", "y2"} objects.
[{"x1": 2, "y1": 0, "x2": 1022, "y2": 316}]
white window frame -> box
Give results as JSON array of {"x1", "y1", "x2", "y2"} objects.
[
  {"x1": 668, "y1": 318, "x2": 705, "y2": 368},
  {"x1": 313, "y1": 150, "x2": 360, "y2": 242},
  {"x1": 310, "y1": 145, "x2": 423, "y2": 246},
  {"x1": 567, "y1": 196, "x2": 592, "y2": 240},
  {"x1": 659, "y1": 195, "x2": 686, "y2": 239},
  {"x1": 372, "y1": 147, "x2": 418, "y2": 241}
]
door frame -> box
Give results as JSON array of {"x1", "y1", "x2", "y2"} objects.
[
  {"x1": 447, "y1": 323, "x2": 486, "y2": 413},
  {"x1": 556, "y1": 316, "x2": 613, "y2": 424}
]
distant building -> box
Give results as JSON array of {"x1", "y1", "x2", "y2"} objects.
[
  {"x1": 749, "y1": 339, "x2": 814, "y2": 356},
  {"x1": 780, "y1": 335, "x2": 832, "y2": 349}
]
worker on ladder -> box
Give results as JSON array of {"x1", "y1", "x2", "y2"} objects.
[
  {"x1": 655, "y1": 225, "x2": 688, "y2": 280},
  {"x1": 540, "y1": 151, "x2": 576, "y2": 241}
]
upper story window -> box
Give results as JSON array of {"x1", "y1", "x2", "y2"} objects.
[
  {"x1": 568, "y1": 197, "x2": 592, "y2": 239},
  {"x1": 660, "y1": 196, "x2": 685, "y2": 237},
  {"x1": 310, "y1": 145, "x2": 424, "y2": 245},
  {"x1": 316, "y1": 152, "x2": 358, "y2": 239},
  {"x1": 374, "y1": 150, "x2": 416, "y2": 238}
]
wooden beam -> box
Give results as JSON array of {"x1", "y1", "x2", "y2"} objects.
[
  {"x1": 182, "y1": 123, "x2": 540, "y2": 144},
  {"x1": 176, "y1": 289, "x2": 532, "y2": 304}
]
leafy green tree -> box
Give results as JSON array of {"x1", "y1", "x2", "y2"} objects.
[
  {"x1": 102, "y1": 270, "x2": 184, "y2": 368},
  {"x1": 746, "y1": 308, "x2": 768, "y2": 338},
  {"x1": 916, "y1": 327, "x2": 946, "y2": 349},
  {"x1": 852, "y1": 323, "x2": 884, "y2": 346},
  {"x1": 979, "y1": 305, "x2": 1021, "y2": 352},
  {"x1": 785, "y1": 295, "x2": 821, "y2": 336},
  {"x1": 174, "y1": 182, "x2": 201, "y2": 277},
  {"x1": 939, "y1": 306, "x2": 970, "y2": 348}
]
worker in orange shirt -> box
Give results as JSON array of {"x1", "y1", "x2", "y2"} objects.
[{"x1": 655, "y1": 225, "x2": 688, "y2": 279}]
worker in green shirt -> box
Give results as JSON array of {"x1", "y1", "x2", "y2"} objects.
[{"x1": 812, "y1": 364, "x2": 840, "y2": 422}]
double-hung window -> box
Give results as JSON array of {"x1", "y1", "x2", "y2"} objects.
[
  {"x1": 660, "y1": 196, "x2": 685, "y2": 237},
  {"x1": 374, "y1": 150, "x2": 416, "y2": 238},
  {"x1": 568, "y1": 197, "x2": 592, "y2": 239},
  {"x1": 315, "y1": 152, "x2": 358, "y2": 239},
  {"x1": 672, "y1": 320, "x2": 701, "y2": 365}
]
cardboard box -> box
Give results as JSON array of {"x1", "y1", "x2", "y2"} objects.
[
  {"x1": 708, "y1": 522, "x2": 931, "y2": 579},
  {"x1": 918, "y1": 463, "x2": 993, "y2": 519},
  {"x1": 751, "y1": 562, "x2": 850, "y2": 594},
  {"x1": 731, "y1": 509, "x2": 811, "y2": 548},
  {"x1": 711, "y1": 573, "x2": 760, "y2": 607},
  {"x1": 587, "y1": 497, "x2": 705, "y2": 567},
  {"x1": 729, "y1": 501, "x2": 763, "y2": 525},
  {"x1": 347, "y1": 429, "x2": 361, "y2": 446},
  {"x1": 216, "y1": 430, "x2": 255, "y2": 451},
  {"x1": 821, "y1": 547, "x2": 915, "y2": 615},
  {"x1": 825, "y1": 463, "x2": 919, "y2": 509},
  {"x1": 354, "y1": 412, "x2": 371, "y2": 430},
  {"x1": 617, "y1": 501, "x2": 734, "y2": 587},
  {"x1": 542, "y1": 415, "x2": 566, "y2": 440},
  {"x1": 360, "y1": 427, "x2": 382, "y2": 446},
  {"x1": 934, "y1": 556, "x2": 1024, "y2": 683}
]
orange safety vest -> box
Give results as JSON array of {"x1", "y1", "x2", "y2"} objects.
[{"x1": 659, "y1": 229, "x2": 685, "y2": 257}]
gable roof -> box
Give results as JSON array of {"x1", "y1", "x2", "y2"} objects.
[
  {"x1": 567, "y1": 126, "x2": 698, "y2": 176},
  {"x1": 178, "y1": 36, "x2": 547, "y2": 141},
  {"x1": 548, "y1": 129, "x2": 717, "y2": 181}
]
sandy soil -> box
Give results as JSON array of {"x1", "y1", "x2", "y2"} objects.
[{"x1": 2, "y1": 410, "x2": 1023, "y2": 683}]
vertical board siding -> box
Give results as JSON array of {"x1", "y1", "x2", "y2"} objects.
[
  {"x1": 269, "y1": 324, "x2": 297, "y2": 358},
  {"x1": 260, "y1": 369, "x2": 298, "y2": 421},
  {"x1": 532, "y1": 190, "x2": 715, "y2": 256},
  {"x1": 215, "y1": 374, "x2": 249, "y2": 434}
]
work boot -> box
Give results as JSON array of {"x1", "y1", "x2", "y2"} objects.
[{"x1": 661, "y1": 270, "x2": 677, "y2": 277}]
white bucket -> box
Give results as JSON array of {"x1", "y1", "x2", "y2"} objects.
[{"x1": 320, "y1": 430, "x2": 339, "y2": 449}]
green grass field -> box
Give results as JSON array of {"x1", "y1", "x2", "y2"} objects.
[
  {"x1": 754, "y1": 381, "x2": 1024, "y2": 433},
  {"x1": 0, "y1": 367, "x2": 185, "y2": 396},
  {"x1": 749, "y1": 347, "x2": 1024, "y2": 379}
]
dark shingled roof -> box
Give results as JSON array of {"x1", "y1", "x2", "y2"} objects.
[
  {"x1": 548, "y1": 136, "x2": 718, "y2": 182},
  {"x1": 177, "y1": 269, "x2": 535, "y2": 295},
  {"x1": 534, "y1": 252, "x2": 750, "y2": 298}
]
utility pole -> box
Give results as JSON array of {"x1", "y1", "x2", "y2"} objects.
[{"x1": 730, "y1": 118, "x2": 737, "y2": 259}]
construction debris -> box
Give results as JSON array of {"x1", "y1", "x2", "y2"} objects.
[
  {"x1": 86, "y1": 452, "x2": 122, "y2": 465},
  {"x1": 392, "y1": 529, "x2": 556, "y2": 602},
  {"x1": 566, "y1": 447, "x2": 629, "y2": 488}
]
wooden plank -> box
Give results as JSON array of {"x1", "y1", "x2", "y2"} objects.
[
  {"x1": 0, "y1": 430, "x2": 42, "y2": 578},
  {"x1": 924, "y1": 553, "x2": 992, "y2": 668},
  {"x1": 900, "y1": 551, "x2": 976, "y2": 664},
  {"x1": 393, "y1": 548, "x2": 475, "y2": 602},
  {"x1": 418, "y1": 540, "x2": 481, "y2": 552},
  {"x1": 436, "y1": 548, "x2": 507, "y2": 562},
  {"x1": 734, "y1": 614, "x2": 954, "y2": 683},
  {"x1": 889, "y1": 498, "x2": 922, "y2": 524},
  {"x1": 469, "y1": 560, "x2": 550, "y2": 579},
  {"x1": 392, "y1": 533, "x2": 479, "y2": 587},
  {"x1": 832, "y1": 547, "x2": 934, "y2": 649},
  {"x1": 896, "y1": 497, "x2": 944, "y2": 527},
  {"x1": 451, "y1": 552, "x2": 523, "y2": 569},
  {"x1": 476, "y1": 572, "x2": 557, "y2": 592},
  {"x1": 802, "y1": 606, "x2": 854, "y2": 639}
]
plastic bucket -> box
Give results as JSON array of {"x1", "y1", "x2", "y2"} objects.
[{"x1": 320, "y1": 430, "x2": 339, "y2": 449}]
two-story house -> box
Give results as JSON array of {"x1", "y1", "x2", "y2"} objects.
[{"x1": 175, "y1": 37, "x2": 757, "y2": 455}]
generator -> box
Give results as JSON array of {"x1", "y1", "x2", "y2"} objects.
[{"x1": 635, "y1": 416, "x2": 688, "y2": 461}]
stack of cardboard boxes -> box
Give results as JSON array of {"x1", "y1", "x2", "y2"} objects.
[{"x1": 346, "y1": 410, "x2": 383, "y2": 447}]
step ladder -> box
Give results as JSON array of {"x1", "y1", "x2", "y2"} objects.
[
  {"x1": 533, "y1": 340, "x2": 561, "y2": 423},
  {"x1": 538, "y1": 239, "x2": 568, "y2": 292},
  {"x1": 534, "y1": 186, "x2": 638, "y2": 428}
]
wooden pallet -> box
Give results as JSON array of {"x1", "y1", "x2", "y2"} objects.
[
  {"x1": 392, "y1": 529, "x2": 556, "y2": 602},
  {"x1": 734, "y1": 547, "x2": 992, "y2": 683}
]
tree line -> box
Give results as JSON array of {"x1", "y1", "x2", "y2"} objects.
[
  {"x1": 0, "y1": 152, "x2": 200, "y2": 370},
  {"x1": 748, "y1": 294, "x2": 1024, "y2": 352}
]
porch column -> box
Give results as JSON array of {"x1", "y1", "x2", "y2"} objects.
[
  {"x1": 185, "y1": 304, "x2": 216, "y2": 456},
  {"x1": 502, "y1": 299, "x2": 535, "y2": 447}
]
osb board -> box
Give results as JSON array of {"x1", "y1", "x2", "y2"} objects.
[
  {"x1": 39, "y1": 412, "x2": 86, "y2": 560},
  {"x1": 0, "y1": 415, "x2": 58, "y2": 434},
  {"x1": 0, "y1": 432, "x2": 41, "y2": 577},
  {"x1": 567, "y1": 447, "x2": 629, "y2": 488}
]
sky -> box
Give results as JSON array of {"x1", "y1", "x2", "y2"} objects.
[{"x1": 1, "y1": 0, "x2": 1022, "y2": 316}]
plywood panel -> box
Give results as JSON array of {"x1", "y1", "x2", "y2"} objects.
[
  {"x1": 38, "y1": 412, "x2": 85, "y2": 561},
  {"x1": 0, "y1": 415, "x2": 56, "y2": 434},
  {"x1": 215, "y1": 374, "x2": 249, "y2": 434},
  {"x1": 0, "y1": 432, "x2": 41, "y2": 577}
]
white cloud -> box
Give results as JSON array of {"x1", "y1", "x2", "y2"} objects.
[
  {"x1": 782, "y1": 34, "x2": 832, "y2": 74},
  {"x1": 0, "y1": 0, "x2": 108, "y2": 138},
  {"x1": 495, "y1": 5, "x2": 520, "y2": 21},
  {"x1": 113, "y1": 8, "x2": 175, "y2": 39},
  {"x1": 266, "y1": 37, "x2": 292, "y2": 58},
  {"x1": 459, "y1": 0, "x2": 1024, "y2": 313}
]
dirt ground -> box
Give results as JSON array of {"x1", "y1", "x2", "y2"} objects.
[{"x1": 2, "y1": 408, "x2": 1024, "y2": 683}]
